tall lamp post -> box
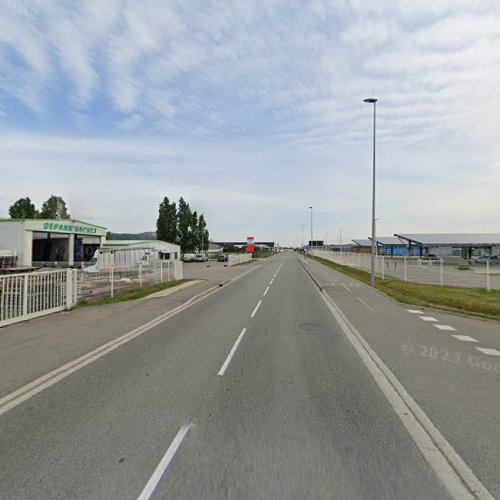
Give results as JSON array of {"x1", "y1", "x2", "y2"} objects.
[
  {"x1": 364, "y1": 97, "x2": 378, "y2": 287},
  {"x1": 309, "y1": 206, "x2": 313, "y2": 252}
]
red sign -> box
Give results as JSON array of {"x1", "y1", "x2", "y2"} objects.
[{"x1": 247, "y1": 236, "x2": 255, "y2": 253}]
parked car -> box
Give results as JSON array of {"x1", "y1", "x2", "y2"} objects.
[
  {"x1": 182, "y1": 253, "x2": 196, "y2": 262},
  {"x1": 218, "y1": 254, "x2": 229, "y2": 262},
  {"x1": 195, "y1": 253, "x2": 209, "y2": 262}
]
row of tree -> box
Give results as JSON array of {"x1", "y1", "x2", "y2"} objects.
[
  {"x1": 8, "y1": 196, "x2": 70, "y2": 219},
  {"x1": 157, "y1": 197, "x2": 209, "y2": 253}
]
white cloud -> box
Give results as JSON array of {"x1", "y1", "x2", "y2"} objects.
[{"x1": 1, "y1": 1, "x2": 500, "y2": 244}]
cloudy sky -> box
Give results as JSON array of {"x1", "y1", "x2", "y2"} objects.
[{"x1": 1, "y1": 0, "x2": 499, "y2": 245}]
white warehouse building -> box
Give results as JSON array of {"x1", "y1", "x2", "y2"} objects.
[{"x1": 0, "y1": 219, "x2": 107, "y2": 267}]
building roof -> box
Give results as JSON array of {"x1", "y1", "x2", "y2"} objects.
[
  {"x1": 352, "y1": 239, "x2": 372, "y2": 246},
  {"x1": 353, "y1": 236, "x2": 406, "y2": 246},
  {"x1": 395, "y1": 233, "x2": 500, "y2": 247},
  {"x1": 373, "y1": 236, "x2": 406, "y2": 245},
  {"x1": 103, "y1": 239, "x2": 179, "y2": 248},
  {"x1": 0, "y1": 218, "x2": 107, "y2": 229}
]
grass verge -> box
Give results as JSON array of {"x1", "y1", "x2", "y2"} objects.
[
  {"x1": 253, "y1": 252, "x2": 274, "y2": 259},
  {"x1": 77, "y1": 279, "x2": 191, "y2": 307},
  {"x1": 311, "y1": 256, "x2": 500, "y2": 321},
  {"x1": 232, "y1": 259, "x2": 257, "y2": 266}
]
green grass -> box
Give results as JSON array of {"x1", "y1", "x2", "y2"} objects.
[
  {"x1": 253, "y1": 252, "x2": 273, "y2": 259},
  {"x1": 77, "y1": 279, "x2": 191, "y2": 307},
  {"x1": 311, "y1": 256, "x2": 500, "y2": 321},
  {"x1": 233, "y1": 259, "x2": 257, "y2": 266},
  {"x1": 456, "y1": 264, "x2": 471, "y2": 270}
]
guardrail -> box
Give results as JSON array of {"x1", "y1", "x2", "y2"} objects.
[
  {"x1": 228, "y1": 254, "x2": 252, "y2": 266},
  {"x1": 310, "y1": 250, "x2": 498, "y2": 291},
  {"x1": 0, "y1": 269, "x2": 77, "y2": 327}
]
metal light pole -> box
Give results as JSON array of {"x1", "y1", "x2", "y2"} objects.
[
  {"x1": 309, "y1": 206, "x2": 313, "y2": 251},
  {"x1": 364, "y1": 97, "x2": 378, "y2": 287}
]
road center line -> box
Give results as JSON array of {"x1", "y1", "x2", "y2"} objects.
[
  {"x1": 251, "y1": 300, "x2": 262, "y2": 318},
  {"x1": 263, "y1": 287, "x2": 269, "y2": 296},
  {"x1": 269, "y1": 278, "x2": 274, "y2": 285},
  {"x1": 340, "y1": 283, "x2": 351, "y2": 293},
  {"x1": 137, "y1": 424, "x2": 191, "y2": 500},
  {"x1": 356, "y1": 297, "x2": 376, "y2": 313},
  {"x1": 217, "y1": 328, "x2": 247, "y2": 376}
]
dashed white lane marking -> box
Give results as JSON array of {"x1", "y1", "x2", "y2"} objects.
[
  {"x1": 340, "y1": 283, "x2": 351, "y2": 293},
  {"x1": 452, "y1": 335, "x2": 478, "y2": 343},
  {"x1": 420, "y1": 316, "x2": 438, "y2": 322},
  {"x1": 475, "y1": 347, "x2": 500, "y2": 357},
  {"x1": 218, "y1": 328, "x2": 247, "y2": 376},
  {"x1": 137, "y1": 423, "x2": 192, "y2": 500},
  {"x1": 251, "y1": 300, "x2": 262, "y2": 318},
  {"x1": 269, "y1": 278, "x2": 274, "y2": 285},
  {"x1": 356, "y1": 297, "x2": 376, "y2": 313},
  {"x1": 263, "y1": 286, "x2": 269, "y2": 296},
  {"x1": 433, "y1": 325, "x2": 457, "y2": 331},
  {"x1": 407, "y1": 309, "x2": 424, "y2": 314}
]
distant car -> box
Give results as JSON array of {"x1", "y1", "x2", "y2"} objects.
[
  {"x1": 195, "y1": 253, "x2": 208, "y2": 262},
  {"x1": 183, "y1": 253, "x2": 196, "y2": 262},
  {"x1": 218, "y1": 254, "x2": 228, "y2": 262}
]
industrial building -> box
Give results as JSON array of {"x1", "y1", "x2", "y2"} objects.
[
  {"x1": 395, "y1": 233, "x2": 500, "y2": 258},
  {"x1": 0, "y1": 218, "x2": 107, "y2": 268}
]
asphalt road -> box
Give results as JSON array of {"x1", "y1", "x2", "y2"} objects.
[{"x1": 0, "y1": 251, "x2": 497, "y2": 498}]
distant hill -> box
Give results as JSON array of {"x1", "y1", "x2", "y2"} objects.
[{"x1": 109, "y1": 231, "x2": 156, "y2": 240}]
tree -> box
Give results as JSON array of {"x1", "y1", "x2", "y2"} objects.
[
  {"x1": 177, "y1": 197, "x2": 193, "y2": 253},
  {"x1": 39, "y1": 195, "x2": 70, "y2": 219},
  {"x1": 8, "y1": 197, "x2": 38, "y2": 219},
  {"x1": 106, "y1": 231, "x2": 113, "y2": 240},
  {"x1": 198, "y1": 214, "x2": 209, "y2": 251},
  {"x1": 156, "y1": 197, "x2": 177, "y2": 243},
  {"x1": 190, "y1": 210, "x2": 199, "y2": 251}
]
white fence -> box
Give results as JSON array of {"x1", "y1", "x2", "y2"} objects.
[
  {"x1": 311, "y1": 250, "x2": 500, "y2": 291},
  {"x1": 228, "y1": 254, "x2": 252, "y2": 266},
  {"x1": 79, "y1": 260, "x2": 183, "y2": 302},
  {"x1": 0, "y1": 261, "x2": 183, "y2": 326},
  {"x1": 0, "y1": 269, "x2": 77, "y2": 327}
]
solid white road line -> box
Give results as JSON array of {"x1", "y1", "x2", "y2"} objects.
[
  {"x1": 420, "y1": 316, "x2": 438, "y2": 322},
  {"x1": 356, "y1": 297, "x2": 376, "y2": 313},
  {"x1": 475, "y1": 347, "x2": 500, "y2": 357},
  {"x1": 314, "y1": 288, "x2": 493, "y2": 500},
  {"x1": 251, "y1": 300, "x2": 262, "y2": 318},
  {"x1": 137, "y1": 424, "x2": 191, "y2": 500},
  {"x1": 263, "y1": 287, "x2": 269, "y2": 297},
  {"x1": 407, "y1": 309, "x2": 424, "y2": 314},
  {"x1": 269, "y1": 278, "x2": 274, "y2": 285},
  {"x1": 217, "y1": 328, "x2": 247, "y2": 376},
  {"x1": 340, "y1": 283, "x2": 351, "y2": 293},
  {"x1": 0, "y1": 285, "x2": 223, "y2": 419},
  {"x1": 433, "y1": 325, "x2": 457, "y2": 331},
  {"x1": 452, "y1": 335, "x2": 478, "y2": 343}
]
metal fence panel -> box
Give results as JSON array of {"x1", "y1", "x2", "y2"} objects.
[
  {"x1": 0, "y1": 269, "x2": 77, "y2": 327},
  {"x1": 310, "y1": 250, "x2": 499, "y2": 290}
]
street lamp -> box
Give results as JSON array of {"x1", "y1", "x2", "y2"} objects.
[
  {"x1": 309, "y1": 206, "x2": 313, "y2": 251},
  {"x1": 364, "y1": 97, "x2": 378, "y2": 287}
]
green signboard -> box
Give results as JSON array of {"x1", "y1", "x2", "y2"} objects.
[{"x1": 43, "y1": 222, "x2": 98, "y2": 234}]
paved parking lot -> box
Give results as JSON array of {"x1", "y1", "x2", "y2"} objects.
[{"x1": 182, "y1": 259, "x2": 261, "y2": 284}]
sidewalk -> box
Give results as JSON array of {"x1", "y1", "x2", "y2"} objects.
[{"x1": 0, "y1": 259, "x2": 266, "y2": 400}]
